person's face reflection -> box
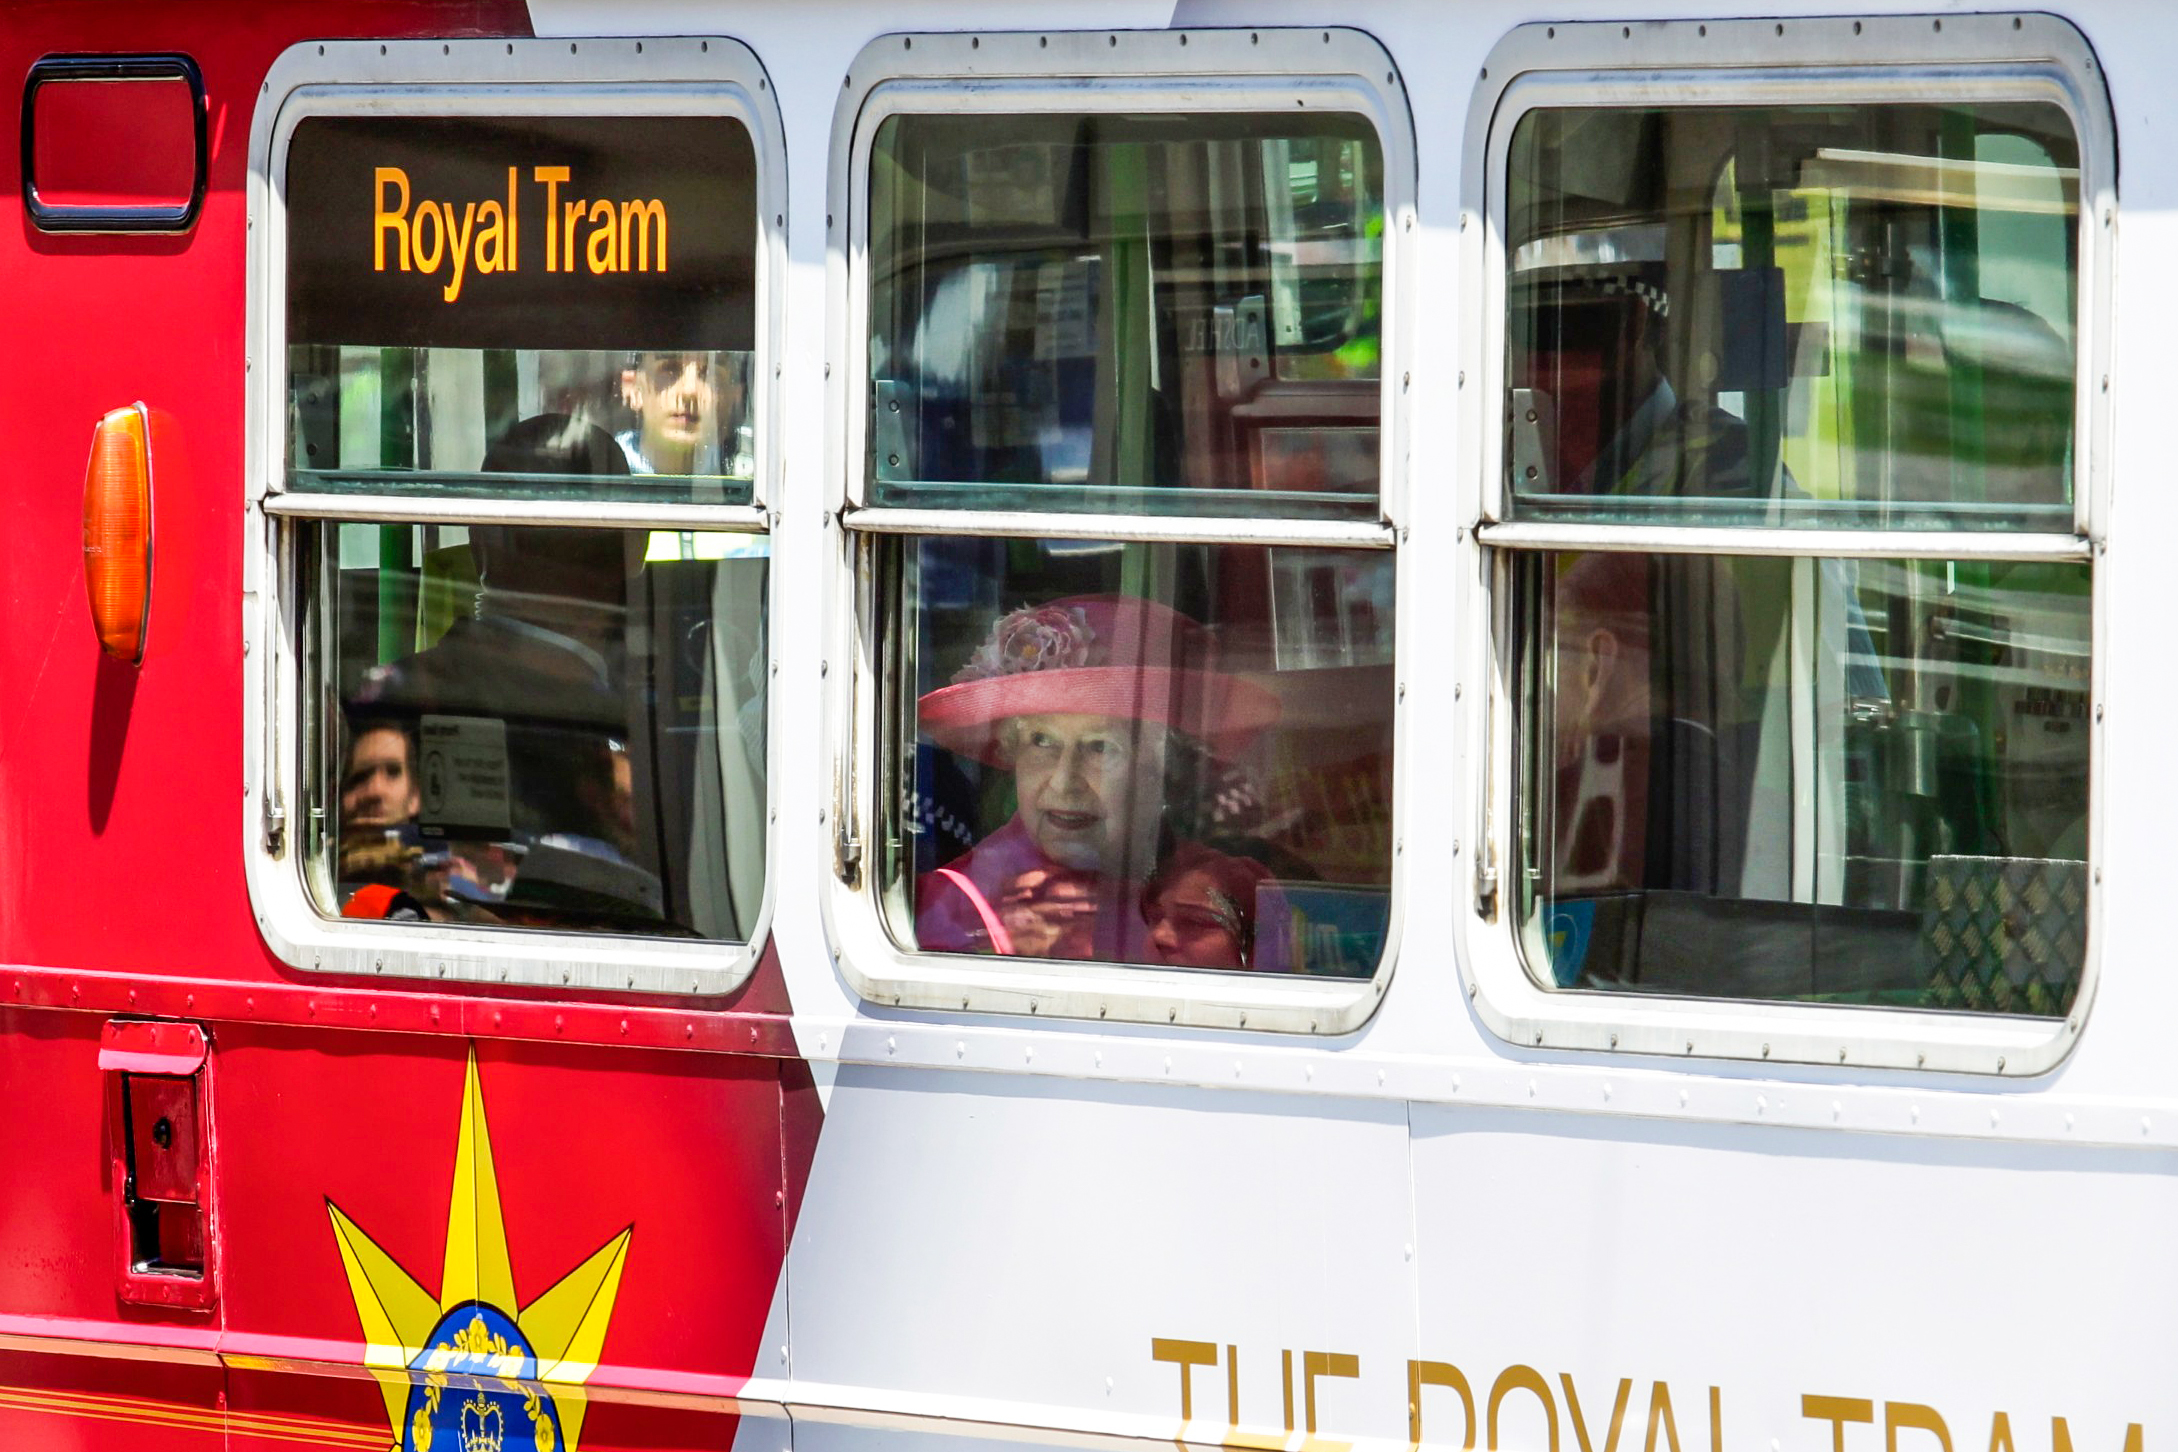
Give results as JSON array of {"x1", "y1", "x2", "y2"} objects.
[
  {"x1": 1010, "y1": 713, "x2": 1166, "y2": 873},
  {"x1": 342, "y1": 726, "x2": 419, "y2": 829}
]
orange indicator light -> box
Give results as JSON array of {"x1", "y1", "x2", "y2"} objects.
[{"x1": 82, "y1": 403, "x2": 154, "y2": 664}]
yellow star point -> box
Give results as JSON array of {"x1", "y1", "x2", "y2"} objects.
[{"x1": 329, "y1": 1052, "x2": 633, "y2": 1452}]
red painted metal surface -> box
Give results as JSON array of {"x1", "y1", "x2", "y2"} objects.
[{"x1": 0, "y1": 4, "x2": 823, "y2": 1448}]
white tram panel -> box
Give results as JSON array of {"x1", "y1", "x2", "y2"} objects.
[
  {"x1": 1409, "y1": 1108, "x2": 2178, "y2": 1452},
  {"x1": 784, "y1": 1065, "x2": 1419, "y2": 1445}
]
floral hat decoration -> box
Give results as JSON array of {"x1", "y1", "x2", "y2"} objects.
[{"x1": 918, "y1": 595, "x2": 1281, "y2": 766}]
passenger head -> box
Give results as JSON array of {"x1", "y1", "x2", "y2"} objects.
[
  {"x1": 919, "y1": 597, "x2": 1282, "y2": 877},
  {"x1": 622, "y1": 351, "x2": 737, "y2": 473},
  {"x1": 475, "y1": 413, "x2": 633, "y2": 605},
  {"x1": 1142, "y1": 841, "x2": 1272, "y2": 970},
  {"x1": 341, "y1": 721, "x2": 419, "y2": 830},
  {"x1": 1553, "y1": 551, "x2": 1653, "y2": 767},
  {"x1": 999, "y1": 713, "x2": 1170, "y2": 873},
  {"x1": 1511, "y1": 266, "x2": 1668, "y2": 487}
]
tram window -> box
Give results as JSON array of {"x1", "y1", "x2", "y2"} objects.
[
  {"x1": 1506, "y1": 102, "x2": 2078, "y2": 531},
  {"x1": 1515, "y1": 551, "x2": 2088, "y2": 1013},
  {"x1": 305, "y1": 514, "x2": 769, "y2": 938},
  {"x1": 284, "y1": 114, "x2": 760, "y2": 504},
  {"x1": 1501, "y1": 97, "x2": 2091, "y2": 1018},
  {"x1": 278, "y1": 107, "x2": 772, "y2": 942},
  {"x1": 877, "y1": 536, "x2": 1394, "y2": 977},
  {"x1": 867, "y1": 112, "x2": 1384, "y2": 520}
]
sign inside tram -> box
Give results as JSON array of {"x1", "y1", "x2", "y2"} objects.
[{"x1": 286, "y1": 113, "x2": 755, "y2": 348}]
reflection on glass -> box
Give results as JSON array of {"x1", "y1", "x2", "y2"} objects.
[
  {"x1": 1517, "y1": 550, "x2": 2089, "y2": 1014},
  {"x1": 288, "y1": 347, "x2": 756, "y2": 502},
  {"x1": 1506, "y1": 102, "x2": 2079, "y2": 529},
  {"x1": 885, "y1": 536, "x2": 1395, "y2": 976},
  {"x1": 308, "y1": 416, "x2": 769, "y2": 938},
  {"x1": 868, "y1": 114, "x2": 1383, "y2": 519}
]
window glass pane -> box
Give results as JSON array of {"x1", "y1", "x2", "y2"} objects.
[
  {"x1": 286, "y1": 114, "x2": 759, "y2": 503},
  {"x1": 307, "y1": 498, "x2": 769, "y2": 938},
  {"x1": 868, "y1": 113, "x2": 1383, "y2": 519},
  {"x1": 1515, "y1": 550, "x2": 2089, "y2": 1014},
  {"x1": 1506, "y1": 102, "x2": 2079, "y2": 530},
  {"x1": 881, "y1": 536, "x2": 1394, "y2": 975}
]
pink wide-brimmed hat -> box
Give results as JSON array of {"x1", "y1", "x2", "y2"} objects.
[{"x1": 919, "y1": 595, "x2": 1281, "y2": 765}]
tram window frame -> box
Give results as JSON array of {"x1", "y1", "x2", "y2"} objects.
[
  {"x1": 1456, "y1": 14, "x2": 2114, "y2": 1075},
  {"x1": 819, "y1": 29, "x2": 1417, "y2": 1033},
  {"x1": 241, "y1": 38, "x2": 787, "y2": 995}
]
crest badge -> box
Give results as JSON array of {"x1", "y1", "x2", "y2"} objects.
[{"x1": 327, "y1": 1054, "x2": 631, "y2": 1452}]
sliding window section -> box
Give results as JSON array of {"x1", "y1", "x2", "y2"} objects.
[
  {"x1": 1465, "y1": 16, "x2": 2112, "y2": 1072},
  {"x1": 829, "y1": 30, "x2": 1415, "y2": 1032}
]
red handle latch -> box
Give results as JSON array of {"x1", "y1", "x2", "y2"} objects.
[{"x1": 103, "y1": 1019, "x2": 215, "y2": 1310}]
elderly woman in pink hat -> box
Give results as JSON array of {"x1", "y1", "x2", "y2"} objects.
[{"x1": 916, "y1": 595, "x2": 1283, "y2": 969}]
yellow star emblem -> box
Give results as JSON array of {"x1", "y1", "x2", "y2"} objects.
[{"x1": 326, "y1": 1053, "x2": 631, "y2": 1452}]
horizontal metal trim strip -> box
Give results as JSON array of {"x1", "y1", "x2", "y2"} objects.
[
  {"x1": 261, "y1": 494, "x2": 770, "y2": 533},
  {"x1": 841, "y1": 506, "x2": 1395, "y2": 549},
  {"x1": 1475, "y1": 521, "x2": 2093, "y2": 562},
  {"x1": 0, "y1": 962, "x2": 802, "y2": 1059}
]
